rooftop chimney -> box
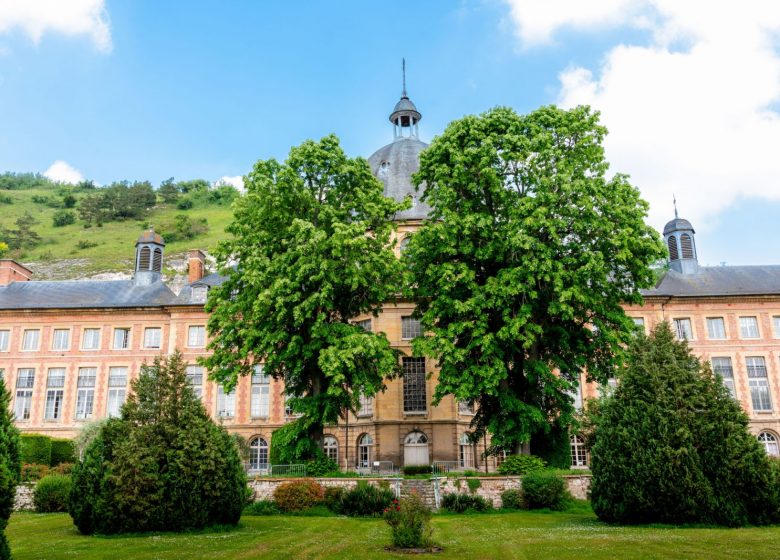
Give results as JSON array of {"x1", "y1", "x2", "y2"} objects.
[
  {"x1": 188, "y1": 250, "x2": 207, "y2": 284},
  {"x1": 0, "y1": 260, "x2": 33, "y2": 287}
]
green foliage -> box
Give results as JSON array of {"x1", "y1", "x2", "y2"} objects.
[
  {"x1": 269, "y1": 420, "x2": 322, "y2": 464},
  {"x1": 273, "y1": 479, "x2": 325, "y2": 512},
  {"x1": 49, "y1": 440, "x2": 75, "y2": 466},
  {"x1": 68, "y1": 352, "x2": 247, "y2": 534},
  {"x1": 176, "y1": 198, "x2": 193, "y2": 210},
  {"x1": 205, "y1": 134, "x2": 407, "y2": 451},
  {"x1": 332, "y1": 482, "x2": 394, "y2": 517},
  {"x1": 0, "y1": 243, "x2": 7, "y2": 258},
  {"x1": 158, "y1": 214, "x2": 208, "y2": 242},
  {"x1": 21, "y1": 464, "x2": 49, "y2": 483},
  {"x1": 244, "y1": 500, "x2": 280, "y2": 516},
  {"x1": 384, "y1": 493, "x2": 433, "y2": 549},
  {"x1": 497, "y1": 455, "x2": 546, "y2": 476},
  {"x1": 590, "y1": 322, "x2": 780, "y2": 526},
  {"x1": 0, "y1": 172, "x2": 56, "y2": 190},
  {"x1": 406, "y1": 105, "x2": 665, "y2": 453},
  {"x1": 323, "y1": 486, "x2": 345, "y2": 510},
  {"x1": 0, "y1": 378, "x2": 21, "y2": 560},
  {"x1": 466, "y1": 478, "x2": 481, "y2": 494},
  {"x1": 401, "y1": 465, "x2": 432, "y2": 476},
  {"x1": 77, "y1": 181, "x2": 157, "y2": 225},
  {"x1": 158, "y1": 178, "x2": 180, "y2": 203},
  {"x1": 52, "y1": 210, "x2": 76, "y2": 227},
  {"x1": 33, "y1": 475, "x2": 72, "y2": 513},
  {"x1": 3, "y1": 212, "x2": 41, "y2": 250},
  {"x1": 501, "y1": 489, "x2": 523, "y2": 510},
  {"x1": 440, "y1": 493, "x2": 491, "y2": 513},
  {"x1": 530, "y1": 423, "x2": 572, "y2": 469},
  {"x1": 521, "y1": 471, "x2": 570, "y2": 510},
  {"x1": 20, "y1": 435, "x2": 52, "y2": 466},
  {"x1": 0, "y1": 195, "x2": 11, "y2": 205},
  {"x1": 76, "y1": 239, "x2": 98, "y2": 250},
  {"x1": 305, "y1": 456, "x2": 338, "y2": 477}
]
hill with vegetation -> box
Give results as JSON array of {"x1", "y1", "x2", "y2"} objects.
[{"x1": 0, "y1": 173, "x2": 238, "y2": 281}]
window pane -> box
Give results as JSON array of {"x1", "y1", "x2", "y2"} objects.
[
  {"x1": 250, "y1": 366, "x2": 270, "y2": 418},
  {"x1": 46, "y1": 368, "x2": 66, "y2": 388},
  {"x1": 52, "y1": 329, "x2": 70, "y2": 350},
  {"x1": 706, "y1": 318, "x2": 726, "y2": 339},
  {"x1": 401, "y1": 317, "x2": 422, "y2": 340},
  {"x1": 711, "y1": 357, "x2": 735, "y2": 398},
  {"x1": 673, "y1": 319, "x2": 692, "y2": 340},
  {"x1": 323, "y1": 436, "x2": 338, "y2": 463},
  {"x1": 747, "y1": 357, "x2": 771, "y2": 411},
  {"x1": 358, "y1": 392, "x2": 373, "y2": 416},
  {"x1": 44, "y1": 390, "x2": 64, "y2": 420},
  {"x1": 113, "y1": 328, "x2": 130, "y2": 349},
  {"x1": 217, "y1": 385, "x2": 235, "y2": 417},
  {"x1": 186, "y1": 365, "x2": 203, "y2": 398},
  {"x1": 187, "y1": 326, "x2": 205, "y2": 347},
  {"x1": 402, "y1": 357, "x2": 427, "y2": 412},
  {"x1": 22, "y1": 330, "x2": 40, "y2": 351},
  {"x1": 16, "y1": 368, "x2": 35, "y2": 388},
  {"x1": 740, "y1": 317, "x2": 759, "y2": 338},
  {"x1": 108, "y1": 367, "x2": 127, "y2": 386},
  {"x1": 144, "y1": 328, "x2": 162, "y2": 348},
  {"x1": 82, "y1": 328, "x2": 101, "y2": 350},
  {"x1": 774, "y1": 316, "x2": 780, "y2": 338},
  {"x1": 0, "y1": 330, "x2": 8, "y2": 351},
  {"x1": 355, "y1": 319, "x2": 371, "y2": 332}
]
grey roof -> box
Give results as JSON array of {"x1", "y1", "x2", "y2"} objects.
[
  {"x1": 368, "y1": 137, "x2": 430, "y2": 221},
  {"x1": 392, "y1": 96, "x2": 419, "y2": 114},
  {"x1": 663, "y1": 218, "x2": 694, "y2": 235},
  {"x1": 643, "y1": 265, "x2": 780, "y2": 297},
  {"x1": 0, "y1": 279, "x2": 177, "y2": 310},
  {"x1": 192, "y1": 272, "x2": 228, "y2": 287}
]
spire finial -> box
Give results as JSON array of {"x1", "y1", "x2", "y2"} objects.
[
  {"x1": 673, "y1": 194, "x2": 678, "y2": 219},
  {"x1": 402, "y1": 58, "x2": 407, "y2": 97}
]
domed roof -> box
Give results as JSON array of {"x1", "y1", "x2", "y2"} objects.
[
  {"x1": 663, "y1": 218, "x2": 694, "y2": 236},
  {"x1": 392, "y1": 96, "x2": 419, "y2": 114},
  {"x1": 368, "y1": 137, "x2": 430, "y2": 221},
  {"x1": 136, "y1": 229, "x2": 165, "y2": 245}
]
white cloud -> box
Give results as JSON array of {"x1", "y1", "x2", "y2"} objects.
[
  {"x1": 44, "y1": 160, "x2": 83, "y2": 184},
  {"x1": 214, "y1": 175, "x2": 245, "y2": 193},
  {"x1": 504, "y1": 0, "x2": 780, "y2": 231},
  {"x1": 0, "y1": 0, "x2": 111, "y2": 53}
]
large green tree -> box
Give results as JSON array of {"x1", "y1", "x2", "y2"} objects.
[
  {"x1": 204, "y1": 135, "x2": 406, "y2": 459},
  {"x1": 405, "y1": 105, "x2": 665, "y2": 454},
  {"x1": 590, "y1": 322, "x2": 780, "y2": 526}
]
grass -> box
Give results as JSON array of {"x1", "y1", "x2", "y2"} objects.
[
  {"x1": 7, "y1": 509, "x2": 780, "y2": 560},
  {"x1": 0, "y1": 186, "x2": 234, "y2": 278}
]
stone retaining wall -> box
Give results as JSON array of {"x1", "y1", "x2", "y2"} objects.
[{"x1": 247, "y1": 477, "x2": 401, "y2": 501}]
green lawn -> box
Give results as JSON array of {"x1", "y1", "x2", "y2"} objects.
[{"x1": 7, "y1": 510, "x2": 780, "y2": 560}]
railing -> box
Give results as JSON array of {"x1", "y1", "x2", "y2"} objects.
[
  {"x1": 355, "y1": 461, "x2": 397, "y2": 476},
  {"x1": 245, "y1": 464, "x2": 307, "y2": 477},
  {"x1": 431, "y1": 460, "x2": 466, "y2": 476}
]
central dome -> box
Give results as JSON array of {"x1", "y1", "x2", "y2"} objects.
[{"x1": 368, "y1": 137, "x2": 430, "y2": 221}]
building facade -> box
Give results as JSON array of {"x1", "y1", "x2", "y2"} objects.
[{"x1": 1, "y1": 89, "x2": 779, "y2": 471}]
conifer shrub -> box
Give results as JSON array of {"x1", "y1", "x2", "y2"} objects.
[
  {"x1": 49, "y1": 439, "x2": 75, "y2": 466},
  {"x1": 497, "y1": 454, "x2": 546, "y2": 476},
  {"x1": 33, "y1": 475, "x2": 71, "y2": 513},
  {"x1": 333, "y1": 482, "x2": 394, "y2": 517},
  {"x1": 590, "y1": 322, "x2": 780, "y2": 526},
  {"x1": 501, "y1": 489, "x2": 523, "y2": 510},
  {"x1": 19, "y1": 435, "x2": 51, "y2": 466},
  {"x1": 440, "y1": 493, "x2": 491, "y2": 513},
  {"x1": 521, "y1": 471, "x2": 570, "y2": 510},
  {"x1": 68, "y1": 352, "x2": 248, "y2": 534},
  {"x1": 272, "y1": 479, "x2": 324, "y2": 512},
  {"x1": 0, "y1": 378, "x2": 22, "y2": 560}
]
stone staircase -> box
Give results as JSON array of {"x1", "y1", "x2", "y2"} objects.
[{"x1": 399, "y1": 479, "x2": 438, "y2": 510}]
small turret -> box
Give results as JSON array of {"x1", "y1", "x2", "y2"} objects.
[
  {"x1": 134, "y1": 229, "x2": 165, "y2": 285},
  {"x1": 663, "y1": 203, "x2": 698, "y2": 274}
]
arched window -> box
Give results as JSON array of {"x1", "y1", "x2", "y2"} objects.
[
  {"x1": 358, "y1": 433, "x2": 373, "y2": 468},
  {"x1": 249, "y1": 436, "x2": 269, "y2": 471},
  {"x1": 758, "y1": 432, "x2": 779, "y2": 457},
  {"x1": 138, "y1": 246, "x2": 151, "y2": 270},
  {"x1": 459, "y1": 433, "x2": 474, "y2": 468},
  {"x1": 570, "y1": 434, "x2": 588, "y2": 467},
  {"x1": 323, "y1": 435, "x2": 338, "y2": 463},
  {"x1": 152, "y1": 248, "x2": 163, "y2": 272},
  {"x1": 399, "y1": 236, "x2": 411, "y2": 254},
  {"x1": 404, "y1": 431, "x2": 428, "y2": 445},
  {"x1": 667, "y1": 235, "x2": 678, "y2": 260},
  {"x1": 680, "y1": 233, "x2": 694, "y2": 259}
]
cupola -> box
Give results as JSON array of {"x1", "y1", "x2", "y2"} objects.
[
  {"x1": 134, "y1": 229, "x2": 165, "y2": 285},
  {"x1": 389, "y1": 59, "x2": 422, "y2": 140},
  {"x1": 663, "y1": 204, "x2": 698, "y2": 274}
]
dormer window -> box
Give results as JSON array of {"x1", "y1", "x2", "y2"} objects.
[{"x1": 191, "y1": 285, "x2": 208, "y2": 304}]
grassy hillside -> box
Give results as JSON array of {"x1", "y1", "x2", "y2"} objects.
[{"x1": 0, "y1": 175, "x2": 236, "y2": 280}]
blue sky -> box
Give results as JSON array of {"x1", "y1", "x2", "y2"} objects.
[{"x1": 1, "y1": 0, "x2": 779, "y2": 266}]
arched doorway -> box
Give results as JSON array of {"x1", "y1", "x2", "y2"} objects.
[
  {"x1": 459, "y1": 433, "x2": 474, "y2": 469},
  {"x1": 248, "y1": 436, "x2": 269, "y2": 472},
  {"x1": 357, "y1": 433, "x2": 373, "y2": 469},
  {"x1": 403, "y1": 430, "x2": 429, "y2": 466}
]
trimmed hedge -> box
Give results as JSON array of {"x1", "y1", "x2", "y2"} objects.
[
  {"x1": 50, "y1": 439, "x2": 75, "y2": 466},
  {"x1": 440, "y1": 493, "x2": 491, "y2": 513},
  {"x1": 497, "y1": 454, "x2": 546, "y2": 476},
  {"x1": 522, "y1": 471, "x2": 570, "y2": 510},
  {"x1": 401, "y1": 465, "x2": 432, "y2": 476},
  {"x1": 34, "y1": 475, "x2": 72, "y2": 513},
  {"x1": 20, "y1": 435, "x2": 51, "y2": 466}
]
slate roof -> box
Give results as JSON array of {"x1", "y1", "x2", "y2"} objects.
[
  {"x1": 368, "y1": 137, "x2": 430, "y2": 221},
  {"x1": 0, "y1": 279, "x2": 177, "y2": 310},
  {"x1": 643, "y1": 265, "x2": 780, "y2": 298},
  {"x1": 663, "y1": 218, "x2": 694, "y2": 235}
]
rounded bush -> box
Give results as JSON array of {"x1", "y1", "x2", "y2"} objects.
[
  {"x1": 440, "y1": 493, "x2": 491, "y2": 513},
  {"x1": 20, "y1": 435, "x2": 51, "y2": 466},
  {"x1": 497, "y1": 454, "x2": 546, "y2": 476},
  {"x1": 522, "y1": 471, "x2": 569, "y2": 510},
  {"x1": 34, "y1": 474, "x2": 71, "y2": 513},
  {"x1": 273, "y1": 479, "x2": 325, "y2": 512},
  {"x1": 501, "y1": 489, "x2": 523, "y2": 510},
  {"x1": 335, "y1": 482, "x2": 394, "y2": 517}
]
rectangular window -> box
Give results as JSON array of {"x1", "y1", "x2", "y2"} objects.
[
  {"x1": 106, "y1": 367, "x2": 127, "y2": 418},
  {"x1": 746, "y1": 357, "x2": 772, "y2": 411},
  {"x1": 358, "y1": 392, "x2": 373, "y2": 417},
  {"x1": 0, "y1": 330, "x2": 8, "y2": 351},
  {"x1": 458, "y1": 400, "x2": 475, "y2": 415},
  {"x1": 739, "y1": 316, "x2": 760, "y2": 339},
  {"x1": 401, "y1": 317, "x2": 422, "y2": 340},
  {"x1": 75, "y1": 368, "x2": 97, "y2": 419},
  {"x1": 21, "y1": 329, "x2": 40, "y2": 351},
  {"x1": 571, "y1": 383, "x2": 583, "y2": 411},
  {"x1": 216, "y1": 385, "x2": 235, "y2": 418},
  {"x1": 711, "y1": 357, "x2": 736, "y2": 398},
  {"x1": 81, "y1": 328, "x2": 101, "y2": 350},
  {"x1": 14, "y1": 368, "x2": 35, "y2": 420},
  {"x1": 51, "y1": 329, "x2": 70, "y2": 351},
  {"x1": 631, "y1": 317, "x2": 645, "y2": 331},
  {"x1": 355, "y1": 319, "x2": 372, "y2": 332},
  {"x1": 185, "y1": 365, "x2": 204, "y2": 398},
  {"x1": 772, "y1": 316, "x2": 780, "y2": 338},
  {"x1": 113, "y1": 328, "x2": 131, "y2": 350},
  {"x1": 402, "y1": 357, "x2": 427, "y2": 413},
  {"x1": 673, "y1": 318, "x2": 693, "y2": 340},
  {"x1": 44, "y1": 368, "x2": 66, "y2": 420},
  {"x1": 706, "y1": 317, "x2": 726, "y2": 339},
  {"x1": 143, "y1": 327, "x2": 162, "y2": 349},
  {"x1": 187, "y1": 325, "x2": 206, "y2": 348},
  {"x1": 250, "y1": 365, "x2": 270, "y2": 418}
]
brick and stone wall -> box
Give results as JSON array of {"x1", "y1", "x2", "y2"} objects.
[{"x1": 247, "y1": 477, "x2": 402, "y2": 502}]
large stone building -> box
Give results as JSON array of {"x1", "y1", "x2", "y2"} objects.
[{"x1": 1, "y1": 87, "x2": 779, "y2": 472}]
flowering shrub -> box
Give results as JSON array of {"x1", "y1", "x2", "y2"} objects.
[
  {"x1": 273, "y1": 479, "x2": 325, "y2": 512},
  {"x1": 384, "y1": 493, "x2": 433, "y2": 549}
]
